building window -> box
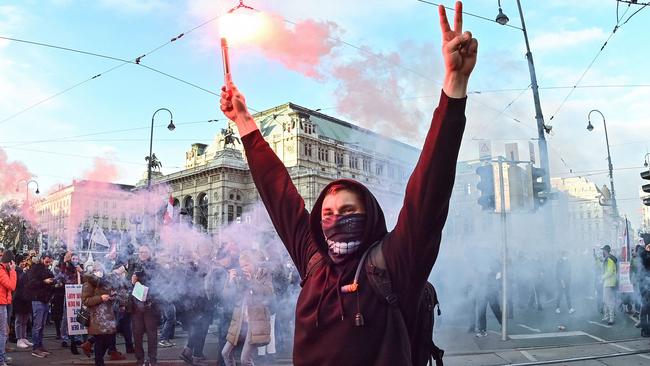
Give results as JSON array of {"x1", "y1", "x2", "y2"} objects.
[
  {"x1": 228, "y1": 205, "x2": 243, "y2": 223},
  {"x1": 388, "y1": 165, "x2": 395, "y2": 178},
  {"x1": 335, "y1": 152, "x2": 344, "y2": 167},
  {"x1": 375, "y1": 163, "x2": 384, "y2": 176},
  {"x1": 362, "y1": 159, "x2": 371, "y2": 173},
  {"x1": 318, "y1": 147, "x2": 328, "y2": 162},
  {"x1": 303, "y1": 143, "x2": 313, "y2": 157},
  {"x1": 349, "y1": 156, "x2": 359, "y2": 170}
]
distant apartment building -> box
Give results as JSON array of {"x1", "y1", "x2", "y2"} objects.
[{"x1": 34, "y1": 180, "x2": 134, "y2": 250}]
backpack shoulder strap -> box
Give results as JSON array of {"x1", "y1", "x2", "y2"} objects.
[
  {"x1": 364, "y1": 240, "x2": 399, "y2": 306},
  {"x1": 301, "y1": 251, "x2": 327, "y2": 287}
]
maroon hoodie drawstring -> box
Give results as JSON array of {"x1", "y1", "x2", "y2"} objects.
[
  {"x1": 335, "y1": 273, "x2": 346, "y2": 321},
  {"x1": 315, "y1": 265, "x2": 330, "y2": 328}
]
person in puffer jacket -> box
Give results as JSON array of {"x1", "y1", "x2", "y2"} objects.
[
  {"x1": 82, "y1": 262, "x2": 117, "y2": 366},
  {"x1": 221, "y1": 250, "x2": 275, "y2": 366}
]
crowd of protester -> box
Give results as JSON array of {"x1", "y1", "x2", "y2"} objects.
[
  {"x1": 0, "y1": 239, "x2": 301, "y2": 366},
  {"x1": 463, "y1": 239, "x2": 650, "y2": 338}
]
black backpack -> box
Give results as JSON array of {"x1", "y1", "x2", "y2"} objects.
[{"x1": 304, "y1": 241, "x2": 444, "y2": 366}]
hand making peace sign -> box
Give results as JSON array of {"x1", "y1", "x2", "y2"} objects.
[{"x1": 439, "y1": 1, "x2": 478, "y2": 98}]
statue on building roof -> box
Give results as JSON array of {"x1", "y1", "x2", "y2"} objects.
[
  {"x1": 145, "y1": 153, "x2": 162, "y2": 172},
  {"x1": 221, "y1": 126, "x2": 241, "y2": 149}
]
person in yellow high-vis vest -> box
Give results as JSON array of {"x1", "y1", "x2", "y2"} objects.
[{"x1": 600, "y1": 245, "x2": 618, "y2": 325}]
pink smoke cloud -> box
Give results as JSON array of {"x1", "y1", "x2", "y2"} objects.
[
  {"x1": 229, "y1": 12, "x2": 428, "y2": 141},
  {"x1": 255, "y1": 14, "x2": 340, "y2": 79},
  {"x1": 82, "y1": 157, "x2": 121, "y2": 183},
  {"x1": 331, "y1": 51, "x2": 424, "y2": 141},
  {"x1": 0, "y1": 147, "x2": 33, "y2": 197}
]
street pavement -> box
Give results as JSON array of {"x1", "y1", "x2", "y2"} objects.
[
  {"x1": 7, "y1": 295, "x2": 650, "y2": 365},
  {"x1": 436, "y1": 294, "x2": 650, "y2": 365},
  {"x1": 6, "y1": 324, "x2": 293, "y2": 366}
]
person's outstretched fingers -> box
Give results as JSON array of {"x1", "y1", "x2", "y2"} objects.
[
  {"x1": 439, "y1": 5, "x2": 451, "y2": 33},
  {"x1": 454, "y1": 1, "x2": 463, "y2": 34}
]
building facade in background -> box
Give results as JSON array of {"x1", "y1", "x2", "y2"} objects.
[
  {"x1": 34, "y1": 180, "x2": 134, "y2": 251},
  {"x1": 153, "y1": 102, "x2": 421, "y2": 236}
]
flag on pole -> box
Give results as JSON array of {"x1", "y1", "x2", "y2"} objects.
[
  {"x1": 163, "y1": 194, "x2": 174, "y2": 224},
  {"x1": 90, "y1": 223, "x2": 110, "y2": 247}
]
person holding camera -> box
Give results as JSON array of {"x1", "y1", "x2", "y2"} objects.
[
  {"x1": 82, "y1": 262, "x2": 117, "y2": 366},
  {"x1": 0, "y1": 250, "x2": 17, "y2": 366}
]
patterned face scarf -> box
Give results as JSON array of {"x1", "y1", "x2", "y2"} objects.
[{"x1": 321, "y1": 213, "x2": 367, "y2": 263}]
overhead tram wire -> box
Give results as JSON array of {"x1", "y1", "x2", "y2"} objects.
[
  {"x1": 3, "y1": 6, "x2": 522, "y2": 129},
  {"x1": 0, "y1": 119, "x2": 224, "y2": 149},
  {"x1": 469, "y1": 83, "x2": 650, "y2": 95},
  {"x1": 470, "y1": 84, "x2": 532, "y2": 140},
  {"x1": 548, "y1": 2, "x2": 648, "y2": 122},
  {"x1": 0, "y1": 12, "x2": 236, "y2": 125},
  {"x1": 414, "y1": 0, "x2": 522, "y2": 30},
  {"x1": 0, "y1": 145, "x2": 185, "y2": 170}
]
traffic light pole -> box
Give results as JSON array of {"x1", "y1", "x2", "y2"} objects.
[
  {"x1": 515, "y1": 0, "x2": 551, "y2": 193},
  {"x1": 497, "y1": 157, "x2": 509, "y2": 341}
]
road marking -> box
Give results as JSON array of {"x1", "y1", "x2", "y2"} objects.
[
  {"x1": 509, "y1": 331, "x2": 584, "y2": 339},
  {"x1": 588, "y1": 320, "x2": 611, "y2": 328},
  {"x1": 578, "y1": 331, "x2": 650, "y2": 361},
  {"x1": 509, "y1": 330, "x2": 650, "y2": 360},
  {"x1": 520, "y1": 350, "x2": 537, "y2": 362},
  {"x1": 517, "y1": 324, "x2": 541, "y2": 332}
]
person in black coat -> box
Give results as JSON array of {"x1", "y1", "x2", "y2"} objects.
[
  {"x1": 638, "y1": 245, "x2": 650, "y2": 336},
  {"x1": 25, "y1": 252, "x2": 55, "y2": 357}
]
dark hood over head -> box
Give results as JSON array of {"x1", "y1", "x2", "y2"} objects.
[{"x1": 309, "y1": 179, "x2": 388, "y2": 259}]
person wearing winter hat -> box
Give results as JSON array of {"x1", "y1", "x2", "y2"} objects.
[{"x1": 0, "y1": 250, "x2": 18, "y2": 366}]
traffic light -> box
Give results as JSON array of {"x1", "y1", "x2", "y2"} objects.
[
  {"x1": 476, "y1": 164, "x2": 495, "y2": 210},
  {"x1": 640, "y1": 170, "x2": 650, "y2": 206},
  {"x1": 531, "y1": 167, "x2": 547, "y2": 208}
]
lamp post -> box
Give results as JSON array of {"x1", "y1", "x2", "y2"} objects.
[
  {"x1": 147, "y1": 108, "x2": 175, "y2": 190},
  {"x1": 587, "y1": 109, "x2": 618, "y2": 218},
  {"x1": 16, "y1": 179, "x2": 40, "y2": 205},
  {"x1": 495, "y1": 0, "x2": 551, "y2": 193}
]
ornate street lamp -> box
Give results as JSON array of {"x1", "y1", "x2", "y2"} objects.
[
  {"x1": 587, "y1": 109, "x2": 618, "y2": 217},
  {"x1": 147, "y1": 108, "x2": 175, "y2": 190}
]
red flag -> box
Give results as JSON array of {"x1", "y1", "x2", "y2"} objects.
[{"x1": 163, "y1": 195, "x2": 174, "y2": 224}]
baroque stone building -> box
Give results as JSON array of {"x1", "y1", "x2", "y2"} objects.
[{"x1": 153, "y1": 103, "x2": 421, "y2": 236}]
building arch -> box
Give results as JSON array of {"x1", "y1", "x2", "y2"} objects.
[
  {"x1": 197, "y1": 192, "x2": 209, "y2": 231},
  {"x1": 183, "y1": 195, "x2": 194, "y2": 224}
]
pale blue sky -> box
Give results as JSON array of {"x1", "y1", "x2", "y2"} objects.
[{"x1": 1, "y1": 0, "x2": 649, "y2": 223}]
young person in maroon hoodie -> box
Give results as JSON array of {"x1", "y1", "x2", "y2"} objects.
[{"x1": 219, "y1": 2, "x2": 476, "y2": 365}]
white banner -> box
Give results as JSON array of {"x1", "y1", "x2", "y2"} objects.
[{"x1": 65, "y1": 284, "x2": 88, "y2": 336}]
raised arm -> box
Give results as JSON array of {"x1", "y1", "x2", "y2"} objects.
[
  {"x1": 383, "y1": 1, "x2": 477, "y2": 287},
  {"x1": 220, "y1": 85, "x2": 314, "y2": 276}
]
